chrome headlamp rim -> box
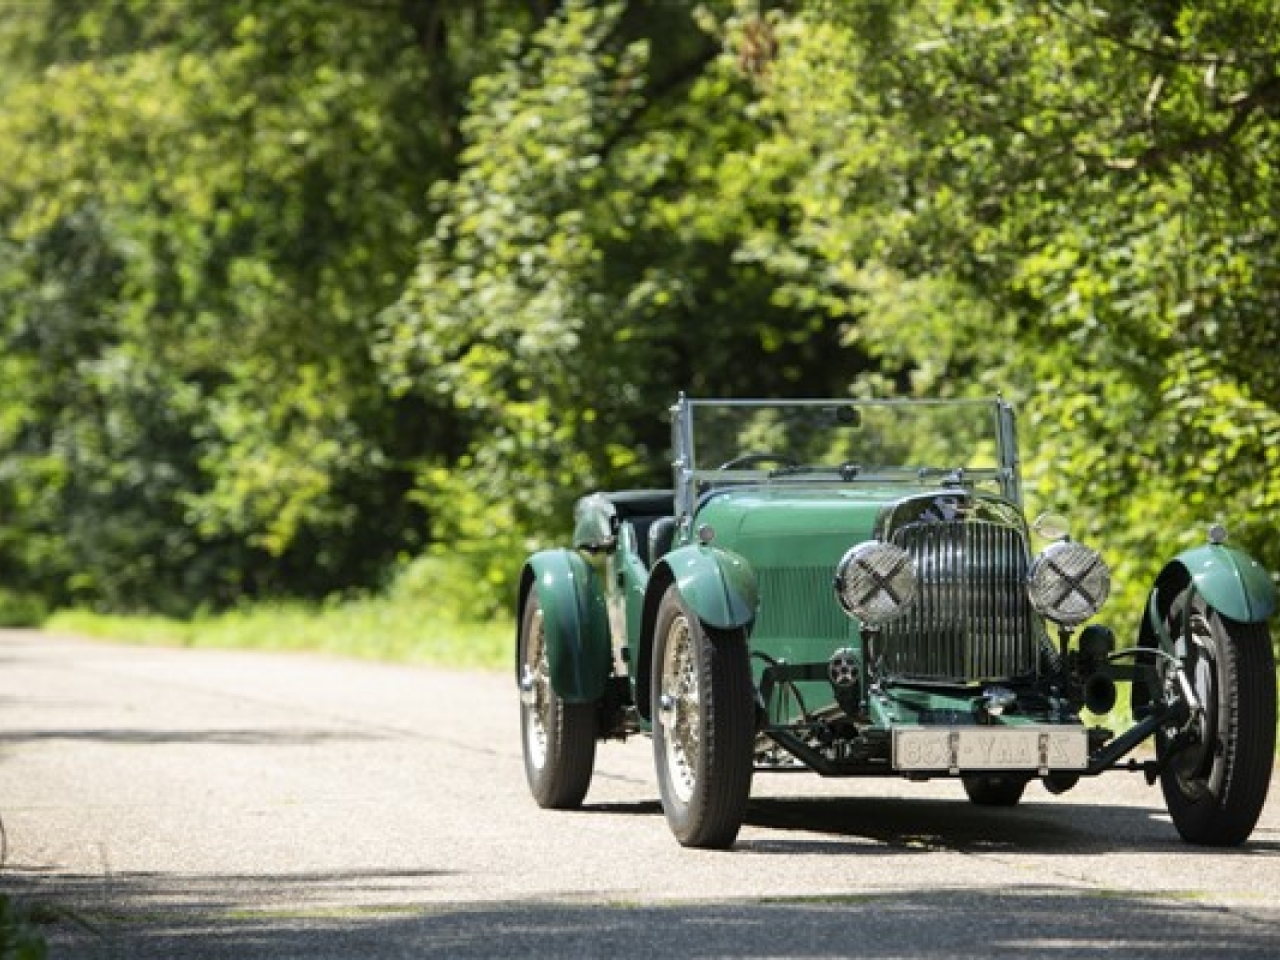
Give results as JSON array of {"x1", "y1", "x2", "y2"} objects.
[
  {"x1": 834, "y1": 540, "x2": 918, "y2": 626},
  {"x1": 1026, "y1": 539, "x2": 1111, "y2": 628}
]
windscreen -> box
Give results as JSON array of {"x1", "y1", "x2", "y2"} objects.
[{"x1": 686, "y1": 400, "x2": 1003, "y2": 477}]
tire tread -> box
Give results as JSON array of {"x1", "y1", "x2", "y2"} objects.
[
  {"x1": 1161, "y1": 600, "x2": 1275, "y2": 846},
  {"x1": 519, "y1": 593, "x2": 597, "y2": 810},
  {"x1": 652, "y1": 587, "x2": 755, "y2": 849}
]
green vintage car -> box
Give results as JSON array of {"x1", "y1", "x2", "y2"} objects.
[{"x1": 516, "y1": 395, "x2": 1277, "y2": 848}]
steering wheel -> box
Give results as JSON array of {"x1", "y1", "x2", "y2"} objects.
[{"x1": 718, "y1": 452, "x2": 800, "y2": 471}]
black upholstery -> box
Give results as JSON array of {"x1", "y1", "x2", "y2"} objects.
[
  {"x1": 647, "y1": 516, "x2": 677, "y2": 565},
  {"x1": 598, "y1": 490, "x2": 674, "y2": 568},
  {"x1": 603, "y1": 489, "x2": 674, "y2": 519}
]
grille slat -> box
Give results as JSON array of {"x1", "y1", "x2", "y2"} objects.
[
  {"x1": 756, "y1": 566, "x2": 850, "y2": 641},
  {"x1": 883, "y1": 520, "x2": 1039, "y2": 682}
]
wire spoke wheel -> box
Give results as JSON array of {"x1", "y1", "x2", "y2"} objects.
[
  {"x1": 651, "y1": 585, "x2": 754, "y2": 849},
  {"x1": 1157, "y1": 590, "x2": 1276, "y2": 846},
  {"x1": 658, "y1": 614, "x2": 701, "y2": 804},
  {"x1": 521, "y1": 606, "x2": 558, "y2": 770},
  {"x1": 518, "y1": 591, "x2": 596, "y2": 809},
  {"x1": 1165, "y1": 610, "x2": 1222, "y2": 796}
]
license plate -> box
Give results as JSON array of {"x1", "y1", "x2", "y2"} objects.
[{"x1": 892, "y1": 726, "x2": 1088, "y2": 774}]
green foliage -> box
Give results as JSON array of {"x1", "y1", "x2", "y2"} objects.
[
  {"x1": 0, "y1": 0, "x2": 1278, "y2": 647},
  {"x1": 0, "y1": 0, "x2": 533, "y2": 610},
  {"x1": 0, "y1": 589, "x2": 48, "y2": 628},
  {"x1": 378, "y1": 1, "x2": 652, "y2": 589},
  {"x1": 0, "y1": 894, "x2": 47, "y2": 960},
  {"x1": 378, "y1": 1, "x2": 868, "y2": 611},
  {"x1": 704, "y1": 0, "x2": 1280, "y2": 623}
]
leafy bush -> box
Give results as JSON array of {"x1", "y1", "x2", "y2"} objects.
[
  {"x1": 0, "y1": 590, "x2": 47, "y2": 628},
  {"x1": 0, "y1": 894, "x2": 46, "y2": 960}
]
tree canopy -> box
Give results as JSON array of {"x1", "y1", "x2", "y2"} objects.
[{"x1": 1, "y1": 0, "x2": 1277, "y2": 623}]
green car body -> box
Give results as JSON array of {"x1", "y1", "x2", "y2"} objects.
[{"x1": 517, "y1": 396, "x2": 1278, "y2": 848}]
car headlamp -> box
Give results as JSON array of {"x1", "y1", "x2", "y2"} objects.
[
  {"x1": 1027, "y1": 540, "x2": 1110, "y2": 627},
  {"x1": 834, "y1": 541, "x2": 917, "y2": 625}
]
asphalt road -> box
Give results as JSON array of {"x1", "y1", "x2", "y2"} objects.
[{"x1": 3, "y1": 629, "x2": 1280, "y2": 959}]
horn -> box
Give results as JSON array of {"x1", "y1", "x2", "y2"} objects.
[{"x1": 1084, "y1": 672, "x2": 1117, "y2": 715}]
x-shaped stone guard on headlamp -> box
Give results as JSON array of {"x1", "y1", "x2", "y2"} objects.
[
  {"x1": 1046, "y1": 553, "x2": 1102, "y2": 610},
  {"x1": 850, "y1": 553, "x2": 911, "y2": 610}
]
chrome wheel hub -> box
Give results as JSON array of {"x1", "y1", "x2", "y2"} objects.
[
  {"x1": 522, "y1": 608, "x2": 551, "y2": 769},
  {"x1": 659, "y1": 613, "x2": 700, "y2": 804},
  {"x1": 1168, "y1": 610, "x2": 1223, "y2": 797}
]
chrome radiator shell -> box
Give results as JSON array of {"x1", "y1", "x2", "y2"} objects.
[{"x1": 878, "y1": 508, "x2": 1043, "y2": 683}]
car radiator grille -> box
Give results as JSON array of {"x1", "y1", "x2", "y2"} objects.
[{"x1": 880, "y1": 520, "x2": 1042, "y2": 682}]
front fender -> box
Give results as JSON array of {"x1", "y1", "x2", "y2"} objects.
[
  {"x1": 1148, "y1": 543, "x2": 1277, "y2": 629},
  {"x1": 634, "y1": 544, "x2": 757, "y2": 720},
  {"x1": 1132, "y1": 543, "x2": 1275, "y2": 717},
  {"x1": 517, "y1": 549, "x2": 611, "y2": 704},
  {"x1": 659, "y1": 544, "x2": 758, "y2": 630}
]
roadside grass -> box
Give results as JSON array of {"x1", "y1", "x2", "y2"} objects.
[
  {"x1": 0, "y1": 892, "x2": 48, "y2": 960},
  {"x1": 45, "y1": 596, "x2": 509, "y2": 672}
]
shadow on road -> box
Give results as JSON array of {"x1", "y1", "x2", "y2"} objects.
[
  {"x1": 7, "y1": 868, "x2": 1279, "y2": 960},
  {"x1": 744, "y1": 795, "x2": 1173, "y2": 855},
  {"x1": 0, "y1": 727, "x2": 385, "y2": 747},
  {"x1": 583, "y1": 792, "x2": 1280, "y2": 858}
]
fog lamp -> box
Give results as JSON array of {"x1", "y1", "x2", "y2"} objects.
[
  {"x1": 1027, "y1": 540, "x2": 1110, "y2": 628},
  {"x1": 834, "y1": 541, "x2": 917, "y2": 625}
]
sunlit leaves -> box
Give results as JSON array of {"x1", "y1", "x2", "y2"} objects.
[
  {"x1": 0, "y1": 0, "x2": 510, "y2": 608},
  {"x1": 721, "y1": 1, "x2": 1280, "y2": 609},
  {"x1": 2, "y1": 0, "x2": 1278, "y2": 625}
]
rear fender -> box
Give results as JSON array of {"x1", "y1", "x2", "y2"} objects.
[
  {"x1": 517, "y1": 549, "x2": 611, "y2": 704},
  {"x1": 634, "y1": 544, "x2": 757, "y2": 720}
]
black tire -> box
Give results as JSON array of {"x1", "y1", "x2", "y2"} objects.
[
  {"x1": 651, "y1": 585, "x2": 755, "y2": 849},
  {"x1": 1157, "y1": 591, "x2": 1276, "y2": 846},
  {"x1": 518, "y1": 591, "x2": 597, "y2": 809},
  {"x1": 1041, "y1": 773, "x2": 1080, "y2": 796},
  {"x1": 962, "y1": 775, "x2": 1029, "y2": 806}
]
